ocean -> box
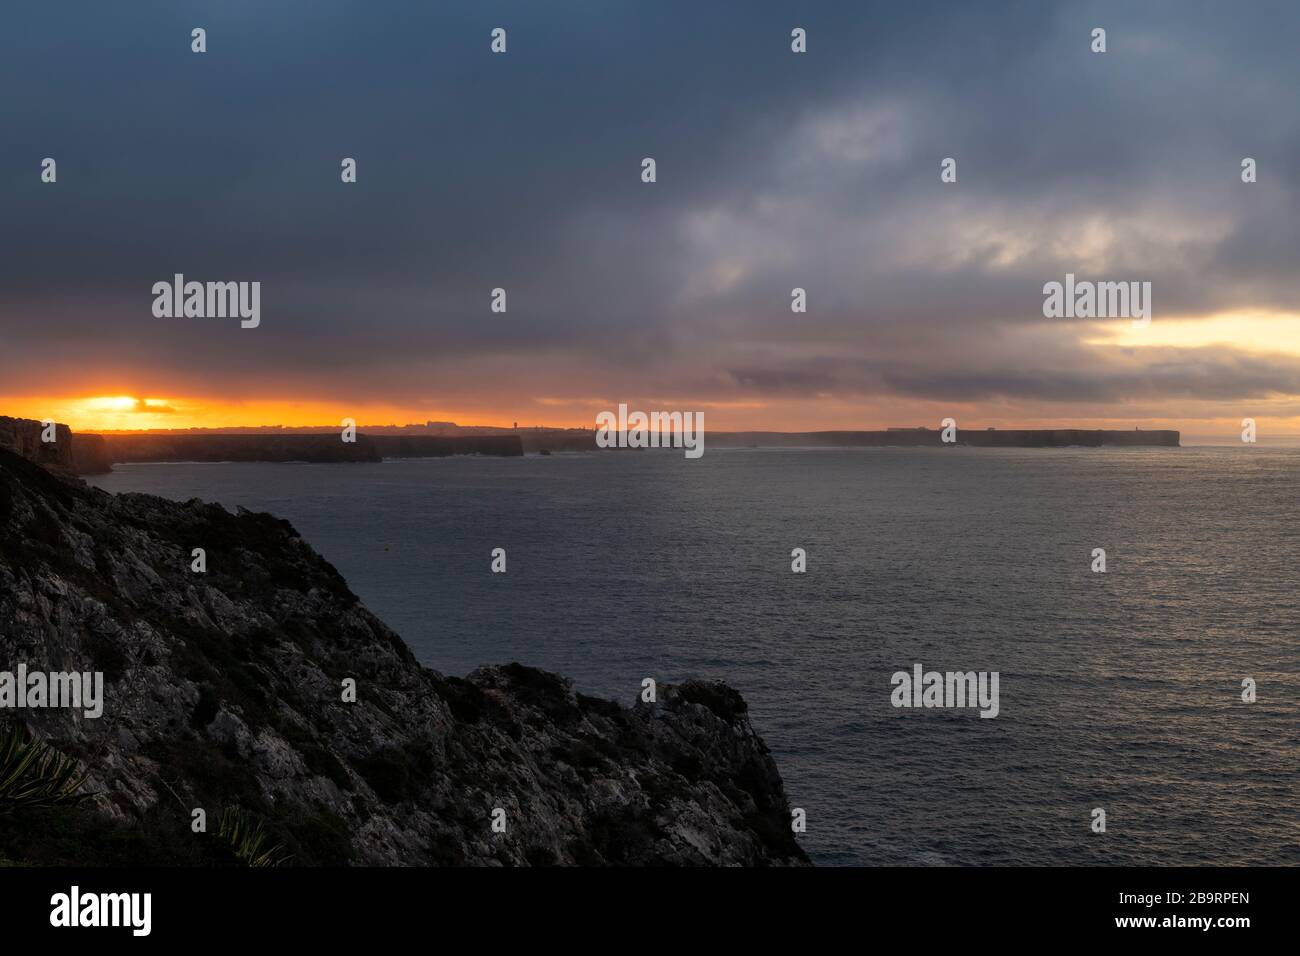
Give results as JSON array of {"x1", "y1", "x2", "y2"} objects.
[{"x1": 88, "y1": 447, "x2": 1300, "y2": 866}]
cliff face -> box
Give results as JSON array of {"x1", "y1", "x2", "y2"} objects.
[
  {"x1": 84, "y1": 432, "x2": 525, "y2": 464},
  {"x1": 70, "y1": 433, "x2": 112, "y2": 474},
  {"x1": 95, "y1": 433, "x2": 382, "y2": 465},
  {"x1": 0, "y1": 445, "x2": 806, "y2": 866},
  {"x1": 0, "y1": 418, "x2": 111, "y2": 475},
  {"x1": 0, "y1": 415, "x2": 77, "y2": 473}
]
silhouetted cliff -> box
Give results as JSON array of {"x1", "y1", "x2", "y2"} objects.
[
  {"x1": 70, "y1": 433, "x2": 112, "y2": 474},
  {"x1": 87, "y1": 432, "x2": 525, "y2": 464},
  {"x1": 367, "y1": 435, "x2": 524, "y2": 457},
  {"x1": 0, "y1": 416, "x2": 77, "y2": 473},
  {"x1": 0, "y1": 444, "x2": 805, "y2": 866},
  {"x1": 94, "y1": 433, "x2": 382, "y2": 464},
  {"x1": 706, "y1": 428, "x2": 1180, "y2": 448}
]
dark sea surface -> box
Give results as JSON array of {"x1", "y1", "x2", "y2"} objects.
[{"x1": 88, "y1": 448, "x2": 1300, "y2": 866}]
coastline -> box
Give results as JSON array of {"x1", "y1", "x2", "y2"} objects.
[{"x1": 0, "y1": 426, "x2": 808, "y2": 867}]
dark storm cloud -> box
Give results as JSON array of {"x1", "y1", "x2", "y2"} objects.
[{"x1": 2, "y1": 0, "x2": 1299, "y2": 409}]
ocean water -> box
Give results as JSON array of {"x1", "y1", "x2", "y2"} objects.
[{"x1": 88, "y1": 448, "x2": 1300, "y2": 866}]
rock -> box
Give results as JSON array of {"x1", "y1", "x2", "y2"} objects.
[
  {"x1": 0, "y1": 415, "x2": 76, "y2": 474},
  {"x1": 0, "y1": 442, "x2": 808, "y2": 866},
  {"x1": 0, "y1": 416, "x2": 112, "y2": 475},
  {"x1": 71, "y1": 433, "x2": 112, "y2": 474}
]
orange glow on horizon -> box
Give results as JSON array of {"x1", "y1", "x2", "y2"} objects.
[
  {"x1": 4, "y1": 392, "x2": 1300, "y2": 440},
  {"x1": 0, "y1": 395, "x2": 536, "y2": 433}
]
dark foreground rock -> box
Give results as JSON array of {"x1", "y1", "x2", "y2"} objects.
[{"x1": 0, "y1": 443, "x2": 807, "y2": 866}]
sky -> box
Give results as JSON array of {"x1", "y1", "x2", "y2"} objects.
[{"x1": 3, "y1": 0, "x2": 1300, "y2": 437}]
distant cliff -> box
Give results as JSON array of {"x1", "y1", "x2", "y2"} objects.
[
  {"x1": 366, "y1": 434, "x2": 523, "y2": 458},
  {"x1": 94, "y1": 433, "x2": 381, "y2": 465},
  {"x1": 0, "y1": 416, "x2": 111, "y2": 475},
  {"x1": 88, "y1": 432, "x2": 525, "y2": 465},
  {"x1": 70, "y1": 432, "x2": 113, "y2": 474},
  {"x1": 706, "y1": 428, "x2": 1181, "y2": 448},
  {"x1": 0, "y1": 444, "x2": 806, "y2": 866},
  {"x1": 518, "y1": 431, "x2": 599, "y2": 454}
]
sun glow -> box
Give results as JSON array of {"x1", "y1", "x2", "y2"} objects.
[
  {"x1": 1084, "y1": 310, "x2": 1300, "y2": 354},
  {"x1": 0, "y1": 395, "x2": 521, "y2": 433},
  {"x1": 85, "y1": 396, "x2": 160, "y2": 412},
  {"x1": 23, "y1": 396, "x2": 186, "y2": 431}
]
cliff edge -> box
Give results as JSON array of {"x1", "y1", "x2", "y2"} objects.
[
  {"x1": 0, "y1": 417, "x2": 112, "y2": 476},
  {"x1": 0, "y1": 443, "x2": 806, "y2": 866}
]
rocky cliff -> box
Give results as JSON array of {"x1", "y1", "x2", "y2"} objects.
[
  {"x1": 0, "y1": 418, "x2": 107, "y2": 476},
  {"x1": 70, "y1": 432, "x2": 113, "y2": 475},
  {"x1": 0, "y1": 415, "x2": 76, "y2": 473},
  {"x1": 94, "y1": 433, "x2": 382, "y2": 465},
  {"x1": 0, "y1": 443, "x2": 806, "y2": 866}
]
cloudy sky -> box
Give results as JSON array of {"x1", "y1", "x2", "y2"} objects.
[{"x1": 3, "y1": 0, "x2": 1300, "y2": 436}]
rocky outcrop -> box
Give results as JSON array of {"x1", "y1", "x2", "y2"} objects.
[
  {"x1": 0, "y1": 417, "x2": 113, "y2": 475},
  {"x1": 0, "y1": 444, "x2": 806, "y2": 866},
  {"x1": 0, "y1": 415, "x2": 77, "y2": 473},
  {"x1": 70, "y1": 433, "x2": 112, "y2": 475}
]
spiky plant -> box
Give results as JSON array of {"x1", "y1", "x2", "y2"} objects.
[
  {"x1": 0, "y1": 722, "x2": 89, "y2": 813},
  {"x1": 215, "y1": 807, "x2": 291, "y2": 867}
]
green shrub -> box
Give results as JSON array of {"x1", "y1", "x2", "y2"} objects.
[
  {"x1": 215, "y1": 806, "x2": 291, "y2": 867},
  {"x1": 0, "y1": 723, "x2": 88, "y2": 813}
]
